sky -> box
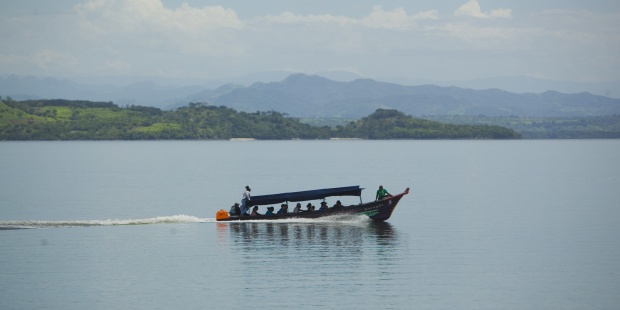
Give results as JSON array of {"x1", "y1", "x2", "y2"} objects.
[{"x1": 1, "y1": 0, "x2": 619, "y2": 83}]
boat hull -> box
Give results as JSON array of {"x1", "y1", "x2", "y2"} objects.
[{"x1": 217, "y1": 188, "x2": 409, "y2": 222}]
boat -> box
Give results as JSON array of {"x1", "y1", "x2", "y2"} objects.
[{"x1": 215, "y1": 186, "x2": 410, "y2": 222}]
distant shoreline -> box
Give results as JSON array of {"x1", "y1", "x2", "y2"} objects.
[
  {"x1": 1, "y1": 100, "x2": 521, "y2": 140},
  {"x1": 229, "y1": 138, "x2": 256, "y2": 141}
]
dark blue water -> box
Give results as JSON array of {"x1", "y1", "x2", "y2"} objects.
[{"x1": 1, "y1": 140, "x2": 619, "y2": 309}]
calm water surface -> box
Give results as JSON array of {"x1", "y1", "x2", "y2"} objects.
[{"x1": 1, "y1": 140, "x2": 619, "y2": 309}]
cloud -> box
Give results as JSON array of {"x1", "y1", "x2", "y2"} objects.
[
  {"x1": 257, "y1": 11, "x2": 354, "y2": 26},
  {"x1": 363, "y1": 6, "x2": 438, "y2": 29},
  {"x1": 73, "y1": 0, "x2": 244, "y2": 44},
  {"x1": 104, "y1": 59, "x2": 132, "y2": 73},
  {"x1": 0, "y1": 0, "x2": 618, "y2": 82},
  {"x1": 0, "y1": 50, "x2": 79, "y2": 75},
  {"x1": 454, "y1": 0, "x2": 512, "y2": 19},
  {"x1": 71, "y1": 0, "x2": 246, "y2": 65},
  {"x1": 257, "y1": 6, "x2": 438, "y2": 30}
]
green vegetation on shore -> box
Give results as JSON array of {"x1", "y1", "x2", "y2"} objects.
[
  {"x1": 0, "y1": 98, "x2": 520, "y2": 140},
  {"x1": 334, "y1": 109, "x2": 519, "y2": 139},
  {"x1": 423, "y1": 115, "x2": 620, "y2": 139}
]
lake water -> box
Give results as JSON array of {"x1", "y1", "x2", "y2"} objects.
[{"x1": 1, "y1": 140, "x2": 619, "y2": 309}]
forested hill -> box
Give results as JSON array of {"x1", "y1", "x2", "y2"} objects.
[{"x1": 0, "y1": 99, "x2": 519, "y2": 140}]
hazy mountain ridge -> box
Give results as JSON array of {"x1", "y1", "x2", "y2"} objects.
[
  {"x1": 1, "y1": 73, "x2": 619, "y2": 118},
  {"x1": 209, "y1": 74, "x2": 620, "y2": 118}
]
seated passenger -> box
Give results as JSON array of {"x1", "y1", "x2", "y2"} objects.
[
  {"x1": 293, "y1": 203, "x2": 302, "y2": 213},
  {"x1": 250, "y1": 206, "x2": 261, "y2": 216},
  {"x1": 304, "y1": 203, "x2": 313, "y2": 212},
  {"x1": 332, "y1": 200, "x2": 343, "y2": 209},
  {"x1": 265, "y1": 206, "x2": 275, "y2": 215},
  {"x1": 319, "y1": 201, "x2": 328, "y2": 211},
  {"x1": 277, "y1": 204, "x2": 288, "y2": 215},
  {"x1": 229, "y1": 203, "x2": 241, "y2": 216}
]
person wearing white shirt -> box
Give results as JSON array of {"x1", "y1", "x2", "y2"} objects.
[{"x1": 240, "y1": 185, "x2": 251, "y2": 216}]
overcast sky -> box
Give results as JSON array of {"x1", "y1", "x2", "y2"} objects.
[{"x1": 1, "y1": 0, "x2": 619, "y2": 83}]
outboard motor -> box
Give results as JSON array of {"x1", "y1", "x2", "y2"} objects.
[{"x1": 216, "y1": 209, "x2": 229, "y2": 221}]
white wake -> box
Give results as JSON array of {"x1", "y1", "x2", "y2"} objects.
[
  {"x1": 0, "y1": 214, "x2": 214, "y2": 229},
  {"x1": 0, "y1": 214, "x2": 373, "y2": 229}
]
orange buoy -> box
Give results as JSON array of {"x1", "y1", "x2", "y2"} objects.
[{"x1": 215, "y1": 209, "x2": 229, "y2": 221}]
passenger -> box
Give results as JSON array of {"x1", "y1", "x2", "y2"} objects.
[
  {"x1": 277, "y1": 204, "x2": 288, "y2": 215},
  {"x1": 319, "y1": 201, "x2": 328, "y2": 211},
  {"x1": 251, "y1": 206, "x2": 261, "y2": 216},
  {"x1": 240, "y1": 185, "x2": 251, "y2": 216},
  {"x1": 293, "y1": 203, "x2": 302, "y2": 213},
  {"x1": 265, "y1": 206, "x2": 275, "y2": 215},
  {"x1": 229, "y1": 203, "x2": 241, "y2": 216},
  {"x1": 304, "y1": 203, "x2": 313, "y2": 212},
  {"x1": 309, "y1": 205, "x2": 315, "y2": 212},
  {"x1": 332, "y1": 200, "x2": 343, "y2": 209},
  {"x1": 375, "y1": 185, "x2": 392, "y2": 201}
]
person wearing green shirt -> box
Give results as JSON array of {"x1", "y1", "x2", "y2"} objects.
[{"x1": 375, "y1": 185, "x2": 392, "y2": 201}]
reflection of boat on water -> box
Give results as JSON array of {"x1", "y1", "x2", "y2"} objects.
[
  {"x1": 224, "y1": 221, "x2": 399, "y2": 253},
  {"x1": 216, "y1": 186, "x2": 410, "y2": 222},
  {"x1": 369, "y1": 221, "x2": 396, "y2": 241},
  {"x1": 218, "y1": 220, "x2": 401, "y2": 270}
]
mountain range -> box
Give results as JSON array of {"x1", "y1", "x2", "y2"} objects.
[
  {"x1": 191, "y1": 74, "x2": 620, "y2": 118},
  {"x1": 1, "y1": 73, "x2": 619, "y2": 118}
]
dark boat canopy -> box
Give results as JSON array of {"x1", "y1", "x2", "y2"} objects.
[{"x1": 249, "y1": 186, "x2": 363, "y2": 206}]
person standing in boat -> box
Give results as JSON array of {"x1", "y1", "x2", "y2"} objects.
[
  {"x1": 241, "y1": 186, "x2": 251, "y2": 216},
  {"x1": 375, "y1": 185, "x2": 392, "y2": 201}
]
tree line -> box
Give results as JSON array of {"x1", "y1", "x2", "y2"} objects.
[
  {"x1": 423, "y1": 115, "x2": 620, "y2": 139},
  {"x1": 0, "y1": 98, "x2": 520, "y2": 140}
]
